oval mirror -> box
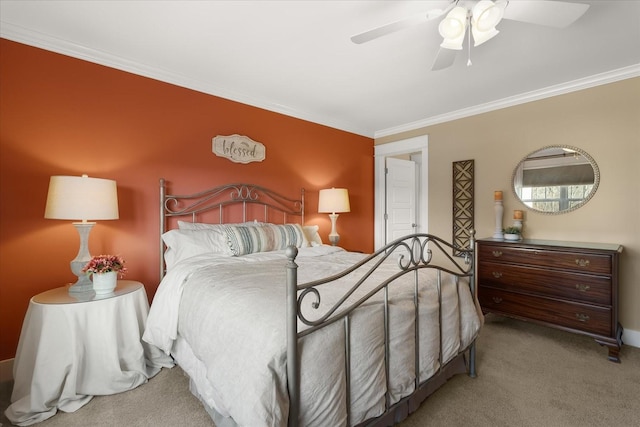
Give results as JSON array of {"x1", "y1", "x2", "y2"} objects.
[{"x1": 512, "y1": 145, "x2": 599, "y2": 214}]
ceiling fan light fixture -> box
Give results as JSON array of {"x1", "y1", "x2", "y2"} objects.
[
  {"x1": 438, "y1": 6, "x2": 468, "y2": 39},
  {"x1": 439, "y1": 6, "x2": 468, "y2": 50},
  {"x1": 440, "y1": 36, "x2": 465, "y2": 50},
  {"x1": 472, "y1": 26, "x2": 499, "y2": 46},
  {"x1": 472, "y1": 0, "x2": 505, "y2": 31}
]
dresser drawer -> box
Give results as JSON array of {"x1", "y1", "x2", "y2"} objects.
[
  {"x1": 478, "y1": 262, "x2": 611, "y2": 305},
  {"x1": 478, "y1": 244, "x2": 612, "y2": 274},
  {"x1": 479, "y1": 287, "x2": 612, "y2": 336}
]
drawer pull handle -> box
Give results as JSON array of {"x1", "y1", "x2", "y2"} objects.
[
  {"x1": 492, "y1": 250, "x2": 503, "y2": 258},
  {"x1": 575, "y1": 258, "x2": 590, "y2": 268},
  {"x1": 575, "y1": 313, "x2": 590, "y2": 322},
  {"x1": 492, "y1": 272, "x2": 503, "y2": 279},
  {"x1": 492, "y1": 297, "x2": 503, "y2": 304},
  {"x1": 576, "y1": 284, "x2": 590, "y2": 292}
]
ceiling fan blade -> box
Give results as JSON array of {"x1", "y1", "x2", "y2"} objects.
[
  {"x1": 351, "y1": 6, "x2": 450, "y2": 44},
  {"x1": 502, "y1": 0, "x2": 590, "y2": 29},
  {"x1": 431, "y1": 48, "x2": 457, "y2": 71}
]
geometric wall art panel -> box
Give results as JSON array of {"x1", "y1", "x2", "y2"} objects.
[{"x1": 452, "y1": 159, "x2": 474, "y2": 257}]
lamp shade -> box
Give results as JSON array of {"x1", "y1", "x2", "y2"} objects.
[
  {"x1": 471, "y1": 0, "x2": 504, "y2": 46},
  {"x1": 439, "y1": 6, "x2": 468, "y2": 50},
  {"x1": 45, "y1": 174, "x2": 119, "y2": 221},
  {"x1": 472, "y1": 0, "x2": 504, "y2": 32},
  {"x1": 318, "y1": 188, "x2": 350, "y2": 214},
  {"x1": 439, "y1": 6, "x2": 468, "y2": 38}
]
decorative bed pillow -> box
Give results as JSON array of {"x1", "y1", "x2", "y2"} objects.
[
  {"x1": 271, "y1": 223, "x2": 308, "y2": 248},
  {"x1": 303, "y1": 225, "x2": 323, "y2": 247},
  {"x1": 162, "y1": 228, "x2": 230, "y2": 268},
  {"x1": 223, "y1": 223, "x2": 308, "y2": 256}
]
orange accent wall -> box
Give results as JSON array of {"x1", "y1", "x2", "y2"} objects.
[{"x1": 0, "y1": 39, "x2": 374, "y2": 360}]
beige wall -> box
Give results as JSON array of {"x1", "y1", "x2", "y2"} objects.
[{"x1": 377, "y1": 77, "x2": 640, "y2": 339}]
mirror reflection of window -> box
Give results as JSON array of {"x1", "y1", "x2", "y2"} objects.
[
  {"x1": 513, "y1": 146, "x2": 599, "y2": 214},
  {"x1": 520, "y1": 184, "x2": 594, "y2": 212}
]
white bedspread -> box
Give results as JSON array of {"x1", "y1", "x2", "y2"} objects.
[{"x1": 143, "y1": 246, "x2": 482, "y2": 427}]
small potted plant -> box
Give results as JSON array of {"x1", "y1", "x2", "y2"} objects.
[
  {"x1": 82, "y1": 255, "x2": 127, "y2": 294},
  {"x1": 503, "y1": 226, "x2": 522, "y2": 241}
]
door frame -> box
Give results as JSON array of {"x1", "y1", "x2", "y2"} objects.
[{"x1": 374, "y1": 135, "x2": 429, "y2": 250}]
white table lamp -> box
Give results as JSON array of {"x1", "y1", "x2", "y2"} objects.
[
  {"x1": 318, "y1": 188, "x2": 350, "y2": 246},
  {"x1": 45, "y1": 174, "x2": 119, "y2": 294}
]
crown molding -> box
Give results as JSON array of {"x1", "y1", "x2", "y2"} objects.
[
  {"x1": 374, "y1": 64, "x2": 640, "y2": 139},
  {"x1": 3, "y1": 22, "x2": 638, "y2": 140},
  {"x1": 0, "y1": 22, "x2": 370, "y2": 138}
]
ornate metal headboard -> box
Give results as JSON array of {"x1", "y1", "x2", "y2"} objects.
[{"x1": 159, "y1": 178, "x2": 305, "y2": 278}]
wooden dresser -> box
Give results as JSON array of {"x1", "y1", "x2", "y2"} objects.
[{"x1": 477, "y1": 238, "x2": 623, "y2": 362}]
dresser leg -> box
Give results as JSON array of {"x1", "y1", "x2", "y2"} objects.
[
  {"x1": 606, "y1": 346, "x2": 621, "y2": 363},
  {"x1": 598, "y1": 323, "x2": 623, "y2": 363}
]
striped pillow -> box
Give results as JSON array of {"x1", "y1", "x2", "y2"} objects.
[{"x1": 223, "y1": 223, "x2": 307, "y2": 256}]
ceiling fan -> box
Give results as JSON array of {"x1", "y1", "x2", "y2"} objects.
[{"x1": 351, "y1": 0, "x2": 590, "y2": 71}]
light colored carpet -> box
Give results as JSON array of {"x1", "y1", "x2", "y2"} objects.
[{"x1": 2, "y1": 315, "x2": 639, "y2": 426}]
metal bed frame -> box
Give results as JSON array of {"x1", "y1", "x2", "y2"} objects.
[
  {"x1": 159, "y1": 179, "x2": 478, "y2": 427},
  {"x1": 159, "y1": 178, "x2": 304, "y2": 279}
]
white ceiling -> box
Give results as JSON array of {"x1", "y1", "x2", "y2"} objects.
[{"x1": 1, "y1": 1, "x2": 639, "y2": 138}]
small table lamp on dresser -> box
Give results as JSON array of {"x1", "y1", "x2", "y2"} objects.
[{"x1": 44, "y1": 174, "x2": 119, "y2": 294}]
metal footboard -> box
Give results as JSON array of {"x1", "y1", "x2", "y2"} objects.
[{"x1": 286, "y1": 232, "x2": 476, "y2": 427}]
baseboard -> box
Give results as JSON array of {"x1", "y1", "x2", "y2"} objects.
[
  {"x1": 0, "y1": 358, "x2": 14, "y2": 382},
  {"x1": 622, "y1": 328, "x2": 640, "y2": 348}
]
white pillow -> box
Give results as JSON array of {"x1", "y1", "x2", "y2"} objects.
[
  {"x1": 178, "y1": 220, "x2": 261, "y2": 230},
  {"x1": 303, "y1": 225, "x2": 323, "y2": 247},
  {"x1": 162, "y1": 228, "x2": 230, "y2": 269},
  {"x1": 223, "y1": 223, "x2": 308, "y2": 256},
  {"x1": 178, "y1": 220, "x2": 222, "y2": 230}
]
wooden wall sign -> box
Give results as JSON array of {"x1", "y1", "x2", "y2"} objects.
[{"x1": 212, "y1": 134, "x2": 266, "y2": 164}]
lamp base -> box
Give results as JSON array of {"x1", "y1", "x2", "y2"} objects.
[
  {"x1": 69, "y1": 222, "x2": 95, "y2": 294},
  {"x1": 328, "y1": 213, "x2": 340, "y2": 246},
  {"x1": 68, "y1": 277, "x2": 94, "y2": 294},
  {"x1": 69, "y1": 282, "x2": 94, "y2": 295}
]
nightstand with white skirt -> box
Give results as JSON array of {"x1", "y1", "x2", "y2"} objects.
[{"x1": 5, "y1": 280, "x2": 174, "y2": 426}]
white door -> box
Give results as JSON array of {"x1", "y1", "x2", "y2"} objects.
[
  {"x1": 374, "y1": 135, "x2": 428, "y2": 250},
  {"x1": 386, "y1": 157, "x2": 417, "y2": 244}
]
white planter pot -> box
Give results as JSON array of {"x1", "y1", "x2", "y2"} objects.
[
  {"x1": 92, "y1": 271, "x2": 118, "y2": 294},
  {"x1": 504, "y1": 233, "x2": 521, "y2": 241}
]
